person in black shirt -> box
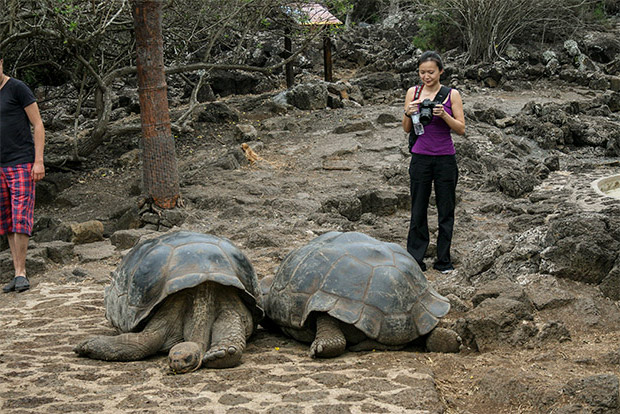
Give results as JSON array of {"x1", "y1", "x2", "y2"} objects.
[{"x1": 0, "y1": 53, "x2": 46, "y2": 293}]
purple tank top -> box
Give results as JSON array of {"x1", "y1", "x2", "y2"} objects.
[{"x1": 412, "y1": 90, "x2": 455, "y2": 156}]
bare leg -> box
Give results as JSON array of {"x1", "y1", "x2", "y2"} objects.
[
  {"x1": 203, "y1": 287, "x2": 253, "y2": 369},
  {"x1": 310, "y1": 314, "x2": 346, "y2": 358},
  {"x1": 169, "y1": 283, "x2": 216, "y2": 374},
  {"x1": 8, "y1": 232, "x2": 28, "y2": 277},
  {"x1": 74, "y1": 294, "x2": 185, "y2": 361}
]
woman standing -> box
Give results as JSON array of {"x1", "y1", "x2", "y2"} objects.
[{"x1": 402, "y1": 51, "x2": 465, "y2": 272}]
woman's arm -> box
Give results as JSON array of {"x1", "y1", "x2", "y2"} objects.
[
  {"x1": 402, "y1": 87, "x2": 416, "y2": 133},
  {"x1": 435, "y1": 89, "x2": 465, "y2": 135}
]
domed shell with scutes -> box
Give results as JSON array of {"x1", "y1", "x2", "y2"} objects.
[
  {"x1": 266, "y1": 232, "x2": 450, "y2": 345},
  {"x1": 105, "y1": 231, "x2": 263, "y2": 333}
]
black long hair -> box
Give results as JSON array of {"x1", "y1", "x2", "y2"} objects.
[{"x1": 418, "y1": 51, "x2": 444, "y2": 70}]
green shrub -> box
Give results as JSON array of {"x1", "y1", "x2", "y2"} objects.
[
  {"x1": 409, "y1": 0, "x2": 611, "y2": 63},
  {"x1": 412, "y1": 13, "x2": 461, "y2": 52}
]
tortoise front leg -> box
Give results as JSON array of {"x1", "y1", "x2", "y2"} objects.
[
  {"x1": 203, "y1": 286, "x2": 254, "y2": 369},
  {"x1": 169, "y1": 283, "x2": 216, "y2": 374},
  {"x1": 74, "y1": 331, "x2": 168, "y2": 361},
  {"x1": 74, "y1": 294, "x2": 185, "y2": 361},
  {"x1": 202, "y1": 309, "x2": 247, "y2": 368},
  {"x1": 310, "y1": 313, "x2": 346, "y2": 358}
]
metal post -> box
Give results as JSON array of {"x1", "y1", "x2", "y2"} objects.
[
  {"x1": 285, "y1": 32, "x2": 294, "y2": 88},
  {"x1": 323, "y1": 33, "x2": 333, "y2": 82}
]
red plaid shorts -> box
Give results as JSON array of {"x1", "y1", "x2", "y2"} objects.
[{"x1": 0, "y1": 163, "x2": 35, "y2": 236}]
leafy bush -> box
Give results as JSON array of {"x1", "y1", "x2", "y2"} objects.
[
  {"x1": 412, "y1": 12, "x2": 462, "y2": 52},
  {"x1": 408, "y1": 0, "x2": 609, "y2": 63}
]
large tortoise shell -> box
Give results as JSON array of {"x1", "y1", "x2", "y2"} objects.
[
  {"x1": 265, "y1": 231, "x2": 449, "y2": 345},
  {"x1": 105, "y1": 231, "x2": 263, "y2": 332}
]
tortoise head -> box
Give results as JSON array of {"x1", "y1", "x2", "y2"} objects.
[{"x1": 168, "y1": 342, "x2": 202, "y2": 374}]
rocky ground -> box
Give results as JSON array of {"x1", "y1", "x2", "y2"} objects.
[{"x1": 1, "y1": 45, "x2": 620, "y2": 414}]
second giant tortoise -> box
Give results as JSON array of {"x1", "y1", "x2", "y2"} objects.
[
  {"x1": 74, "y1": 231, "x2": 263, "y2": 373},
  {"x1": 262, "y1": 231, "x2": 460, "y2": 357}
]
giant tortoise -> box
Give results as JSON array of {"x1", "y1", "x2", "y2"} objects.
[
  {"x1": 74, "y1": 231, "x2": 263, "y2": 373},
  {"x1": 262, "y1": 231, "x2": 459, "y2": 357}
]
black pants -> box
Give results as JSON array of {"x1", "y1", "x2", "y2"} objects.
[{"x1": 407, "y1": 154, "x2": 458, "y2": 269}]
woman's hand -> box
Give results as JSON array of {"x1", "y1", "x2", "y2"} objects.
[
  {"x1": 405, "y1": 99, "x2": 422, "y2": 117},
  {"x1": 433, "y1": 104, "x2": 447, "y2": 119}
]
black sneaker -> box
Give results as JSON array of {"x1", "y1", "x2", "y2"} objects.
[
  {"x1": 417, "y1": 261, "x2": 427, "y2": 271},
  {"x1": 433, "y1": 263, "x2": 454, "y2": 273},
  {"x1": 2, "y1": 278, "x2": 16, "y2": 293},
  {"x1": 14, "y1": 276, "x2": 30, "y2": 293}
]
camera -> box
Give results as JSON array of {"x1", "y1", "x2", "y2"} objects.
[{"x1": 418, "y1": 99, "x2": 436, "y2": 126}]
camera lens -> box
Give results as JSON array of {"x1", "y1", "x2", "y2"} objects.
[{"x1": 419, "y1": 100, "x2": 434, "y2": 126}]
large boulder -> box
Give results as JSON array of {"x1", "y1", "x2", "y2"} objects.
[
  {"x1": 350, "y1": 73, "x2": 400, "y2": 99},
  {"x1": 489, "y1": 169, "x2": 539, "y2": 198},
  {"x1": 286, "y1": 82, "x2": 328, "y2": 110},
  {"x1": 455, "y1": 297, "x2": 534, "y2": 351},
  {"x1": 321, "y1": 194, "x2": 362, "y2": 221},
  {"x1": 540, "y1": 213, "x2": 619, "y2": 285},
  {"x1": 207, "y1": 69, "x2": 262, "y2": 97},
  {"x1": 581, "y1": 32, "x2": 620, "y2": 64},
  {"x1": 70, "y1": 220, "x2": 105, "y2": 244},
  {"x1": 562, "y1": 374, "x2": 620, "y2": 412}
]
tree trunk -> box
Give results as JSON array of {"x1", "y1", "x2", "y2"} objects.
[
  {"x1": 131, "y1": 0, "x2": 180, "y2": 209},
  {"x1": 78, "y1": 85, "x2": 112, "y2": 157}
]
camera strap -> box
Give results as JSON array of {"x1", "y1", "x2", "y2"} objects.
[
  {"x1": 414, "y1": 84, "x2": 423, "y2": 101},
  {"x1": 414, "y1": 84, "x2": 450, "y2": 103},
  {"x1": 433, "y1": 85, "x2": 451, "y2": 105}
]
